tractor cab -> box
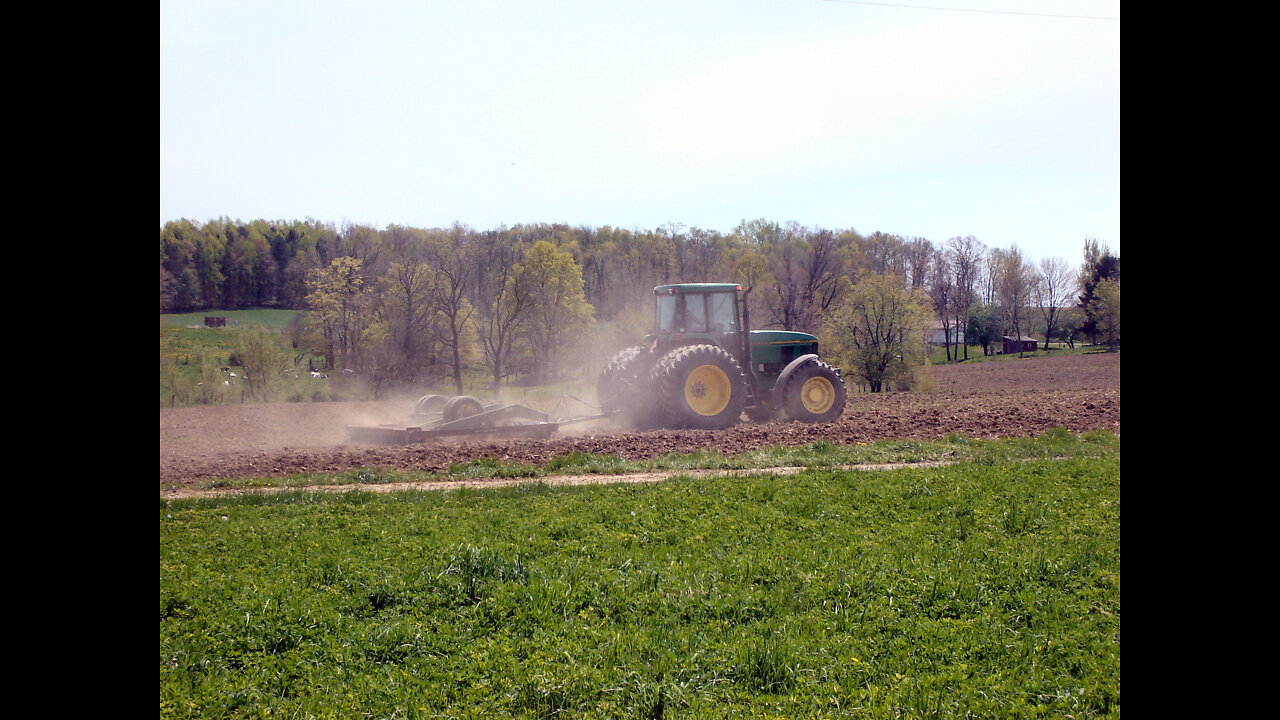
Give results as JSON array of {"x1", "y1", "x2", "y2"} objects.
[
  {"x1": 649, "y1": 284, "x2": 820, "y2": 374},
  {"x1": 650, "y1": 283, "x2": 742, "y2": 356}
]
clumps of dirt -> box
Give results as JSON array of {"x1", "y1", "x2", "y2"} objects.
[{"x1": 161, "y1": 351, "x2": 1119, "y2": 489}]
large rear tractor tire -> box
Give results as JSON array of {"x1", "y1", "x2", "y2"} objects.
[
  {"x1": 654, "y1": 344, "x2": 748, "y2": 429},
  {"x1": 597, "y1": 346, "x2": 660, "y2": 429},
  {"x1": 779, "y1": 359, "x2": 847, "y2": 423}
]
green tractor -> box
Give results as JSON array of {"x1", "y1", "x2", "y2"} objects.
[{"x1": 598, "y1": 283, "x2": 847, "y2": 430}]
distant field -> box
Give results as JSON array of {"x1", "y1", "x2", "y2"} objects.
[{"x1": 161, "y1": 308, "x2": 310, "y2": 330}]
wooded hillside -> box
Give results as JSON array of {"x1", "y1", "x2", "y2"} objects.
[{"x1": 160, "y1": 218, "x2": 1119, "y2": 391}]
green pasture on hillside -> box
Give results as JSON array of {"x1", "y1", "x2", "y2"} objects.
[
  {"x1": 161, "y1": 309, "x2": 311, "y2": 331},
  {"x1": 159, "y1": 309, "x2": 604, "y2": 406},
  {"x1": 160, "y1": 434, "x2": 1120, "y2": 719}
]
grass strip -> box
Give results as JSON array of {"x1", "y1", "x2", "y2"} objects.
[{"x1": 162, "y1": 434, "x2": 1119, "y2": 718}]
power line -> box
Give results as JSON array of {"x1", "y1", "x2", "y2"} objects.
[{"x1": 819, "y1": 0, "x2": 1120, "y2": 21}]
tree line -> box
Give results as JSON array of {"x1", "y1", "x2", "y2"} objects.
[{"x1": 160, "y1": 217, "x2": 1119, "y2": 395}]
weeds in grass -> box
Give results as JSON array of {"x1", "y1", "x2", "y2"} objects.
[
  {"x1": 161, "y1": 435, "x2": 1120, "y2": 718},
  {"x1": 447, "y1": 457, "x2": 538, "y2": 479}
]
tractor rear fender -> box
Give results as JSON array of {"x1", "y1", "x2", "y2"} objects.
[{"x1": 770, "y1": 354, "x2": 820, "y2": 403}]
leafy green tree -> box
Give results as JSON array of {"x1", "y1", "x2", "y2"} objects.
[
  {"x1": 220, "y1": 223, "x2": 263, "y2": 309},
  {"x1": 732, "y1": 217, "x2": 781, "y2": 247},
  {"x1": 1089, "y1": 278, "x2": 1120, "y2": 349},
  {"x1": 965, "y1": 302, "x2": 1003, "y2": 356},
  {"x1": 160, "y1": 262, "x2": 176, "y2": 313},
  {"x1": 160, "y1": 220, "x2": 203, "y2": 312},
  {"x1": 823, "y1": 275, "x2": 933, "y2": 393},
  {"x1": 338, "y1": 222, "x2": 385, "y2": 279},
  {"x1": 730, "y1": 246, "x2": 772, "y2": 330},
  {"x1": 281, "y1": 246, "x2": 320, "y2": 312},
  {"x1": 517, "y1": 240, "x2": 595, "y2": 383},
  {"x1": 232, "y1": 326, "x2": 290, "y2": 401},
  {"x1": 1054, "y1": 308, "x2": 1082, "y2": 348},
  {"x1": 196, "y1": 220, "x2": 228, "y2": 309},
  {"x1": 306, "y1": 256, "x2": 373, "y2": 371},
  {"x1": 676, "y1": 226, "x2": 726, "y2": 282},
  {"x1": 1077, "y1": 237, "x2": 1121, "y2": 345}
]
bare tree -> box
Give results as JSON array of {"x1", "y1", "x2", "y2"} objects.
[
  {"x1": 472, "y1": 236, "x2": 533, "y2": 400},
  {"x1": 926, "y1": 248, "x2": 954, "y2": 360},
  {"x1": 378, "y1": 259, "x2": 437, "y2": 379},
  {"x1": 763, "y1": 223, "x2": 849, "y2": 333},
  {"x1": 983, "y1": 247, "x2": 1005, "y2": 306},
  {"x1": 863, "y1": 231, "x2": 907, "y2": 280},
  {"x1": 478, "y1": 263, "x2": 533, "y2": 400},
  {"x1": 1034, "y1": 256, "x2": 1074, "y2": 351},
  {"x1": 424, "y1": 225, "x2": 479, "y2": 395},
  {"x1": 945, "y1": 235, "x2": 986, "y2": 360},
  {"x1": 904, "y1": 237, "x2": 934, "y2": 289},
  {"x1": 994, "y1": 246, "x2": 1035, "y2": 356}
]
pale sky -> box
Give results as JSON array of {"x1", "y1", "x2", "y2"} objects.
[{"x1": 159, "y1": 0, "x2": 1120, "y2": 265}]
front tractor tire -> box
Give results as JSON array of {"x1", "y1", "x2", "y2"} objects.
[
  {"x1": 655, "y1": 344, "x2": 748, "y2": 430},
  {"x1": 779, "y1": 359, "x2": 847, "y2": 423}
]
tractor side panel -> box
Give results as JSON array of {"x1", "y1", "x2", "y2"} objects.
[{"x1": 747, "y1": 331, "x2": 819, "y2": 394}]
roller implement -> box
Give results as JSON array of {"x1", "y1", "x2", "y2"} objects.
[
  {"x1": 347, "y1": 282, "x2": 845, "y2": 445},
  {"x1": 345, "y1": 393, "x2": 609, "y2": 445},
  {"x1": 598, "y1": 282, "x2": 846, "y2": 429}
]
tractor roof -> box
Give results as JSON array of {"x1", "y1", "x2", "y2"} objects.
[{"x1": 652, "y1": 282, "x2": 740, "y2": 294}]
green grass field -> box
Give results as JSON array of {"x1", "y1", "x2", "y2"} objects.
[
  {"x1": 160, "y1": 310, "x2": 317, "y2": 406},
  {"x1": 160, "y1": 432, "x2": 1120, "y2": 719},
  {"x1": 161, "y1": 309, "x2": 311, "y2": 331}
]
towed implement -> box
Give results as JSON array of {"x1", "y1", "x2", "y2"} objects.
[{"x1": 346, "y1": 393, "x2": 610, "y2": 445}]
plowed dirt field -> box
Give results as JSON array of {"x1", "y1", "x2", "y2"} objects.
[{"x1": 160, "y1": 351, "x2": 1118, "y2": 491}]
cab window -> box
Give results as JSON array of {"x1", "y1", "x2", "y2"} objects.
[
  {"x1": 657, "y1": 291, "x2": 736, "y2": 333},
  {"x1": 706, "y1": 292, "x2": 735, "y2": 333},
  {"x1": 657, "y1": 294, "x2": 679, "y2": 332}
]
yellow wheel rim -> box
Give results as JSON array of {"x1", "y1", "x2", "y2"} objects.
[
  {"x1": 685, "y1": 364, "x2": 732, "y2": 416},
  {"x1": 800, "y1": 376, "x2": 836, "y2": 414}
]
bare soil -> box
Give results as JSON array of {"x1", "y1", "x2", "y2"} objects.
[{"x1": 160, "y1": 351, "x2": 1119, "y2": 492}]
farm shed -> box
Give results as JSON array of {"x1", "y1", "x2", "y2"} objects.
[
  {"x1": 1002, "y1": 335, "x2": 1039, "y2": 354},
  {"x1": 927, "y1": 320, "x2": 951, "y2": 345}
]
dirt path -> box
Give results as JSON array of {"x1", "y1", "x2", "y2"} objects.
[{"x1": 160, "y1": 461, "x2": 957, "y2": 500}]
